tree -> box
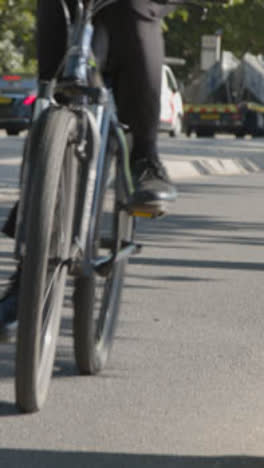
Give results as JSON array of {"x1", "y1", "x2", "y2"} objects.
[
  {"x1": 0, "y1": 0, "x2": 37, "y2": 73},
  {"x1": 164, "y1": 0, "x2": 264, "y2": 81},
  {"x1": 0, "y1": 0, "x2": 263, "y2": 78}
]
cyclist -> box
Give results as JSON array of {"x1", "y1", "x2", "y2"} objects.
[{"x1": 0, "y1": 0, "x2": 179, "y2": 339}]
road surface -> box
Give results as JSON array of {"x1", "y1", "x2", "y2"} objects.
[{"x1": 0, "y1": 132, "x2": 264, "y2": 467}]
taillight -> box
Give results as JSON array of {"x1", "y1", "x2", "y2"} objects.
[
  {"x1": 23, "y1": 94, "x2": 36, "y2": 106},
  {"x1": 2, "y1": 75, "x2": 21, "y2": 81}
]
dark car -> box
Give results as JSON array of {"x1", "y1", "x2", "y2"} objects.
[{"x1": 0, "y1": 74, "x2": 37, "y2": 136}]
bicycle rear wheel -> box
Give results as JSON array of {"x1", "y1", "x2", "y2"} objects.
[
  {"x1": 16, "y1": 107, "x2": 78, "y2": 412},
  {"x1": 73, "y1": 142, "x2": 134, "y2": 375}
]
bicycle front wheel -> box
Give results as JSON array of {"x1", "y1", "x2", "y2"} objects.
[
  {"x1": 15, "y1": 107, "x2": 78, "y2": 413},
  {"x1": 73, "y1": 145, "x2": 134, "y2": 375}
]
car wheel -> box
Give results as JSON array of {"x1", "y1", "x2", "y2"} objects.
[
  {"x1": 6, "y1": 129, "x2": 20, "y2": 136},
  {"x1": 196, "y1": 129, "x2": 215, "y2": 138},
  {"x1": 185, "y1": 127, "x2": 192, "y2": 137},
  {"x1": 235, "y1": 130, "x2": 246, "y2": 138}
]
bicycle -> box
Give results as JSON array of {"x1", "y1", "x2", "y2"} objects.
[
  {"x1": 14, "y1": 0, "x2": 200, "y2": 413},
  {"x1": 14, "y1": 0, "x2": 151, "y2": 413}
]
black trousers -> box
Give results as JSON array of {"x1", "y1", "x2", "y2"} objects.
[{"x1": 37, "y1": 0, "x2": 175, "y2": 158}]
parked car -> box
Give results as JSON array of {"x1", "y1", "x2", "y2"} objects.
[
  {"x1": 160, "y1": 65, "x2": 184, "y2": 137},
  {"x1": 0, "y1": 74, "x2": 37, "y2": 136}
]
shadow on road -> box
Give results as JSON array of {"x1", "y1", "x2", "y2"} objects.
[
  {"x1": 0, "y1": 450, "x2": 264, "y2": 468},
  {"x1": 130, "y1": 256, "x2": 264, "y2": 273},
  {"x1": 137, "y1": 212, "x2": 264, "y2": 247},
  {"x1": 130, "y1": 208, "x2": 264, "y2": 274}
]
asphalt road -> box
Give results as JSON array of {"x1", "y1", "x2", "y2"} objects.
[{"x1": 1, "y1": 133, "x2": 264, "y2": 467}]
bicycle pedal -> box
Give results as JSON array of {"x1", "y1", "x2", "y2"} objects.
[
  {"x1": 131, "y1": 211, "x2": 154, "y2": 219},
  {"x1": 128, "y1": 203, "x2": 168, "y2": 219}
]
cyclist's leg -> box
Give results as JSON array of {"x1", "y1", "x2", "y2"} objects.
[
  {"x1": 37, "y1": 0, "x2": 76, "y2": 80},
  {"x1": 97, "y1": 4, "x2": 177, "y2": 208},
  {"x1": 2, "y1": 1, "x2": 174, "y2": 240},
  {"x1": 0, "y1": 1, "x2": 177, "y2": 336}
]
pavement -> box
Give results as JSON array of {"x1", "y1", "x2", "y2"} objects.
[
  {"x1": 1, "y1": 131, "x2": 262, "y2": 294},
  {"x1": 0, "y1": 132, "x2": 263, "y2": 250},
  {"x1": 1, "y1": 132, "x2": 264, "y2": 193},
  {"x1": 1, "y1": 133, "x2": 264, "y2": 460}
]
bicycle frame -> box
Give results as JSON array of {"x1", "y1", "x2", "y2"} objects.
[{"x1": 55, "y1": 0, "x2": 135, "y2": 275}]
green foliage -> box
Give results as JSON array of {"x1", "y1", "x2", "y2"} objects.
[
  {"x1": 0, "y1": 0, "x2": 37, "y2": 73},
  {"x1": 164, "y1": 0, "x2": 264, "y2": 82},
  {"x1": 0, "y1": 0, "x2": 263, "y2": 81}
]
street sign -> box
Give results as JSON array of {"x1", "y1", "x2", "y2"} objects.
[{"x1": 201, "y1": 35, "x2": 222, "y2": 71}]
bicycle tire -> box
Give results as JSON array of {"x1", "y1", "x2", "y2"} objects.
[
  {"x1": 73, "y1": 144, "x2": 134, "y2": 375},
  {"x1": 15, "y1": 107, "x2": 78, "y2": 412}
]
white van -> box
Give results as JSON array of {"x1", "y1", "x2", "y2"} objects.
[{"x1": 160, "y1": 65, "x2": 184, "y2": 137}]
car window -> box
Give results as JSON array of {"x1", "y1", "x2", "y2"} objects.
[
  {"x1": 0, "y1": 75, "x2": 36, "y2": 93},
  {"x1": 166, "y1": 68, "x2": 178, "y2": 93}
]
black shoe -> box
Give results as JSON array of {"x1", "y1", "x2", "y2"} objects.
[
  {"x1": 0, "y1": 271, "x2": 19, "y2": 342},
  {"x1": 128, "y1": 157, "x2": 177, "y2": 217}
]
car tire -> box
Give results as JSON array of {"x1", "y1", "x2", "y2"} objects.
[
  {"x1": 6, "y1": 129, "x2": 20, "y2": 136},
  {"x1": 235, "y1": 130, "x2": 246, "y2": 138},
  {"x1": 196, "y1": 129, "x2": 215, "y2": 138},
  {"x1": 185, "y1": 127, "x2": 192, "y2": 137}
]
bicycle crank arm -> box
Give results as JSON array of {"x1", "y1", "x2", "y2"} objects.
[{"x1": 92, "y1": 241, "x2": 142, "y2": 277}]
